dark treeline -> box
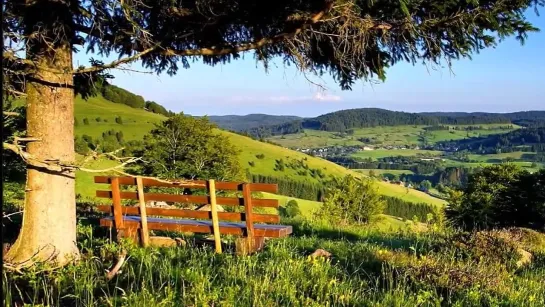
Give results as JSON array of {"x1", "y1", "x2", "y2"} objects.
[
  {"x1": 329, "y1": 156, "x2": 439, "y2": 175},
  {"x1": 102, "y1": 83, "x2": 146, "y2": 109},
  {"x1": 244, "y1": 108, "x2": 545, "y2": 138},
  {"x1": 99, "y1": 83, "x2": 173, "y2": 116},
  {"x1": 145, "y1": 101, "x2": 175, "y2": 117},
  {"x1": 397, "y1": 167, "x2": 474, "y2": 188},
  {"x1": 207, "y1": 114, "x2": 301, "y2": 132},
  {"x1": 248, "y1": 173, "x2": 324, "y2": 202},
  {"x1": 382, "y1": 196, "x2": 439, "y2": 222},
  {"x1": 436, "y1": 127, "x2": 545, "y2": 154}
]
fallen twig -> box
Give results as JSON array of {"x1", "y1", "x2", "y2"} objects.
[{"x1": 105, "y1": 250, "x2": 128, "y2": 280}]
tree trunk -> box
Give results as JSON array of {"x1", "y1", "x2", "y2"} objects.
[{"x1": 4, "y1": 0, "x2": 79, "y2": 267}]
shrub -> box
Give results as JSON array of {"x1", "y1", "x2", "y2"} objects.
[
  {"x1": 284, "y1": 200, "x2": 301, "y2": 218},
  {"x1": 248, "y1": 161, "x2": 255, "y2": 167},
  {"x1": 74, "y1": 118, "x2": 79, "y2": 127},
  {"x1": 115, "y1": 116, "x2": 123, "y2": 124},
  {"x1": 95, "y1": 117, "x2": 102, "y2": 122},
  {"x1": 115, "y1": 131, "x2": 124, "y2": 143},
  {"x1": 74, "y1": 136, "x2": 90, "y2": 154},
  {"x1": 83, "y1": 118, "x2": 90, "y2": 125},
  {"x1": 446, "y1": 165, "x2": 545, "y2": 231},
  {"x1": 316, "y1": 175, "x2": 384, "y2": 224},
  {"x1": 255, "y1": 153, "x2": 265, "y2": 159},
  {"x1": 274, "y1": 159, "x2": 285, "y2": 172}
]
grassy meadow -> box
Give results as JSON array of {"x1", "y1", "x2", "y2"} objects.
[
  {"x1": 267, "y1": 124, "x2": 520, "y2": 149},
  {"x1": 352, "y1": 149, "x2": 443, "y2": 160},
  {"x1": 4, "y1": 218, "x2": 545, "y2": 306}
]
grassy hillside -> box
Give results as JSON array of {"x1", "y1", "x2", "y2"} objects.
[
  {"x1": 226, "y1": 131, "x2": 445, "y2": 206},
  {"x1": 70, "y1": 95, "x2": 445, "y2": 206},
  {"x1": 267, "y1": 124, "x2": 520, "y2": 149},
  {"x1": 74, "y1": 95, "x2": 165, "y2": 141}
]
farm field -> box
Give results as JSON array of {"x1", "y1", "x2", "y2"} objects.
[
  {"x1": 352, "y1": 149, "x2": 443, "y2": 160},
  {"x1": 267, "y1": 124, "x2": 520, "y2": 149},
  {"x1": 467, "y1": 151, "x2": 536, "y2": 162}
]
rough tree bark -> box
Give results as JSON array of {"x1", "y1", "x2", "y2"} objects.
[{"x1": 4, "y1": 0, "x2": 80, "y2": 267}]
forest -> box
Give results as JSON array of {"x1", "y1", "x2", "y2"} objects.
[
  {"x1": 240, "y1": 108, "x2": 545, "y2": 138},
  {"x1": 436, "y1": 127, "x2": 545, "y2": 154}
]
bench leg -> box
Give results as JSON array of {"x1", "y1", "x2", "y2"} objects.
[
  {"x1": 116, "y1": 227, "x2": 140, "y2": 245},
  {"x1": 235, "y1": 236, "x2": 265, "y2": 256}
]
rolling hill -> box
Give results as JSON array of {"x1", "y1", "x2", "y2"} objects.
[
  {"x1": 206, "y1": 114, "x2": 302, "y2": 132},
  {"x1": 70, "y1": 94, "x2": 445, "y2": 207},
  {"x1": 243, "y1": 108, "x2": 545, "y2": 138}
]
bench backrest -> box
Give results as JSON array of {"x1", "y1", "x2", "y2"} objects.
[{"x1": 94, "y1": 176, "x2": 281, "y2": 228}]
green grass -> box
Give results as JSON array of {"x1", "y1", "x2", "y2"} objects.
[
  {"x1": 352, "y1": 149, "x2": 443, "y2": 160},
  {"x1": 74, "y1": 95, "x2": 165, "y2": 141},
  {"x1": 262, "y1": 192, "x2": 322, "y2": 218},
  {"x1": 467, "y1": 151, "x2": 535, "y2": 162},
  {"x1": 5, "y1": 218, "x2": 545, "y2": 306},
  {"x1": 227, "y1": 131, "x2": 445, "y2": 206},
  {"x1": 267, "y1": 124, "x2": 520, "y2": 149},
  {"x1": 75, "y1": 155, "x2": 122, "y2": 199}
]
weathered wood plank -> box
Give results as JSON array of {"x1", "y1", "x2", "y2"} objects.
[
  {"x1": 136, "y1": 177, "x2": 150, "y2": 247},
  {"x1": 110, "y1": 177, "x2": 124, "y2": 230},
  {"x1": 95, "y1": 190, "x2": 279, "y2": 208},
  {"x1": 242, "y1": 183, "x2": 255, "y2": 252},
  {"x1": 208, "y1": 179, "x2": 222, "y2": 253},
  {"x1": 94, "y1": 176, "x2": 278, "y2": 193},
  {"x1": 100, "y1": 217, "x2": 293, "y2": 238},
  {"x1": 96, "y1": 205, "x2": 280, "y2": 223}
]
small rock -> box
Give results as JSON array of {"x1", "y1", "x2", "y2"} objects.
[
  {"x1": 516, "y1": 248, "x2": 532, "y2": 268},
  {"x1": 310, "y1": 249, "x2": 332, "y2": 259}
]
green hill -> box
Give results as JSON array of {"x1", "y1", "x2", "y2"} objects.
[{"x1": 72, "y1": 95, "x2": 445, "y2": 206}]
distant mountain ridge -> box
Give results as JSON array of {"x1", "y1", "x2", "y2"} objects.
[
  {"x1": 205, "y1": 114, "x2": 302, "y2": 132},
  {"x1": 227, "y1": 108, "x2": 545, "y2": 138}
]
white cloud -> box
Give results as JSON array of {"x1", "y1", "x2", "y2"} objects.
[
  {"x1": 312, "y1": 92, "x2": 341, "y2": 101},
  {"x1": 227, "y1": 92, "x2": 342, "y2": 104}
]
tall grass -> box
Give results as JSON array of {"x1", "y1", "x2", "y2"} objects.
[{"x1": 4, "y1": 218, "x2": 545, "y2": 306}]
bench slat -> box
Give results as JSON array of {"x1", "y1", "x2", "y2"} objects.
[
  {"x1": 96, "y1": 191, "x2": 279, "y2": 208},
  {"x1": 94, "y1": 176, "x2": 278, "y2": 193},
  {"x1": 99, "y1": 216, "x2": 293, "y2": 238},
  {"x1": 96, "y1": 205, "x2": 280, "y2": 223}
]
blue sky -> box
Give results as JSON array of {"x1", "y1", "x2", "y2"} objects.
[{"x1": 75, "y1": 13, "x2": 545, "y2": 117}]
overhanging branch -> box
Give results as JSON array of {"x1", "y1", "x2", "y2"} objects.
[{"x1": 72, "y1": 2, "x2": 335, "y2": 74}]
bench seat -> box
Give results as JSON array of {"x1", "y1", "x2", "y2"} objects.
[{"x1": 100, "y1": 216, "x2": 293, "y2": 238}]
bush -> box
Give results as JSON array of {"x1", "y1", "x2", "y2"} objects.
[
  {"x1": 83, "y1": 118, "x2": 90, "y2": 125},
  {"x1": 274, "y1": 159, "x2": 285, "y2": 171},
  {"x1": 446, "y1": 165, "x2": 545, "y2": 231},
  {"x1": 74, "y1": 136, "x2": 90, "y2": 154},
  {"x1": 248, "y1": 161, "x2": 255, "y2": 167},
  {"x1": 95, "y1": 117, "x2": 102, "y2": 122},
  {"x1": 115, "y1": 116, "x2": 123, "y2": 124},
  {"x1": 74, "y1": 118, "x2": 79, "y2": 127},
  {"x1": 115, "y1": 131, "x2": 124, "y2": 143},
  {"x1": 284, "y1": 200, "x2": 301, "y2": 218},
  {"x1": 316, "y1": 175, "x2": 384, "y2": 224},
  {"x1": 255, "y1": 153, "x2": 265, "y2": 159}
]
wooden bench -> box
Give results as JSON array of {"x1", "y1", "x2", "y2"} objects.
[{"x1": 94, "y1": 176, "x2": 292, "y2": 254}]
